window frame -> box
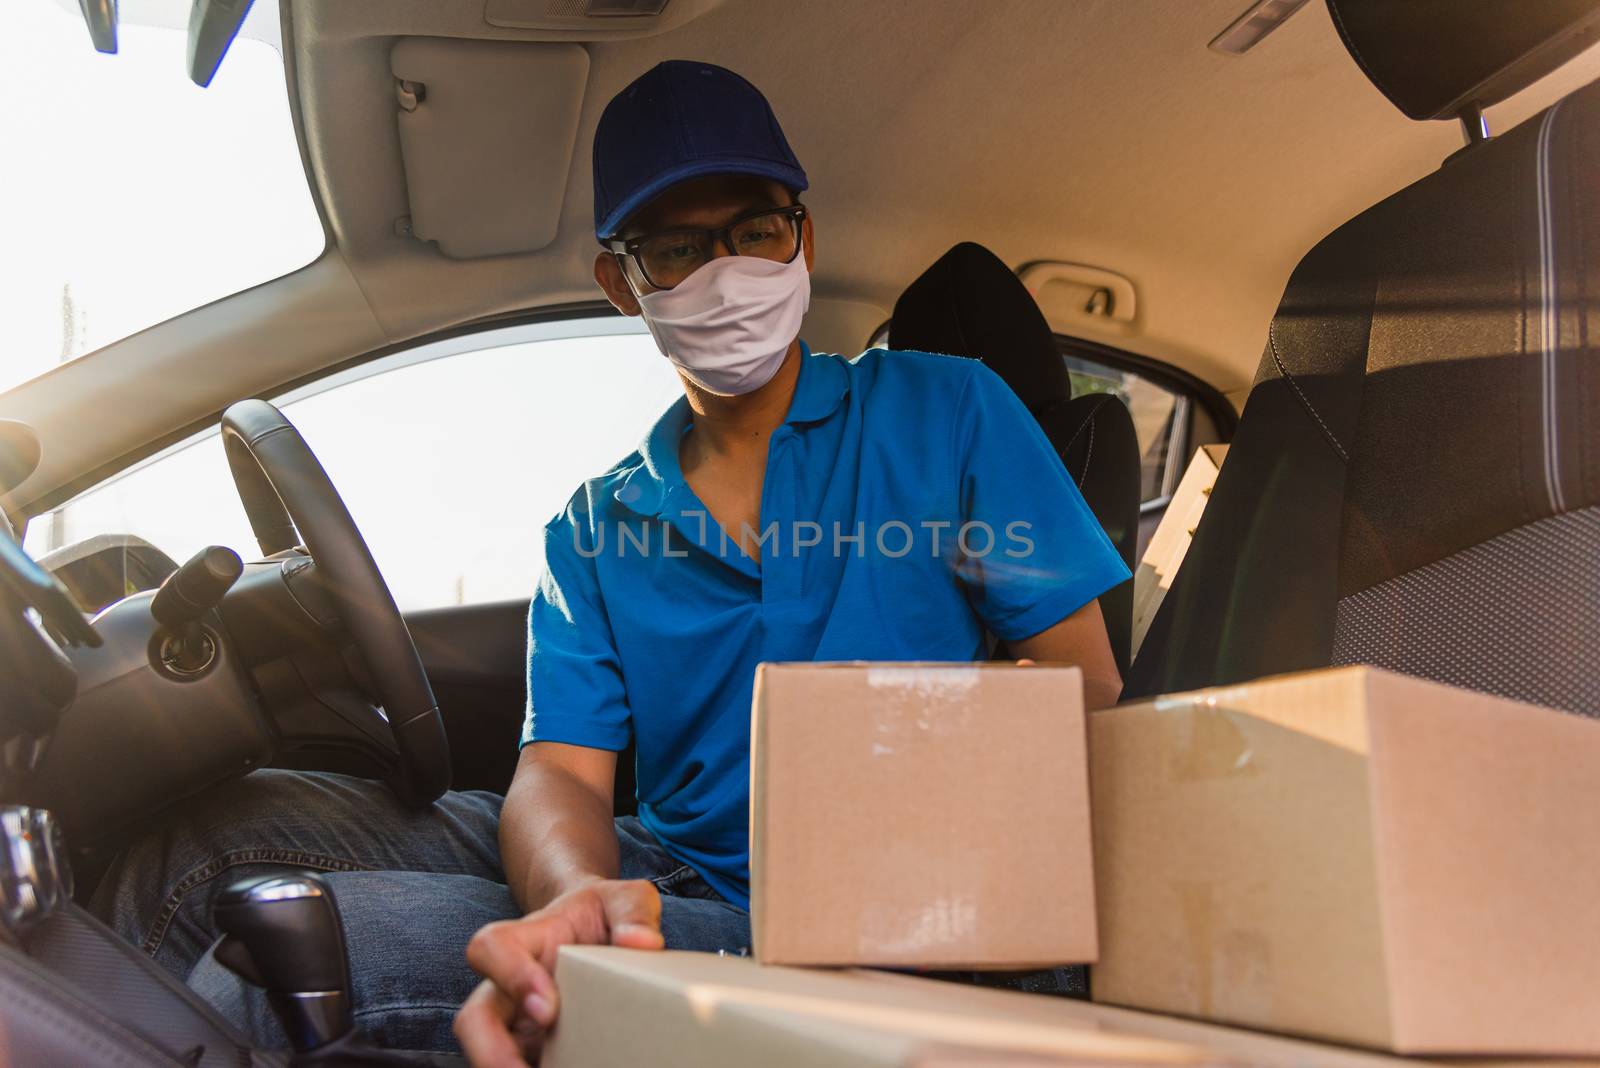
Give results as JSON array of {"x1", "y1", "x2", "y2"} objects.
[
  {"x1": 261, "y1": 309, "x2": 651, "y2": 415},
  {"x1": 22, "y1": 306, "x2": 1239, "y2": 549},
  {"x1": 19, "y1": 302, "x2": 624, "y2": 534},
  {"x1": 1053, "y1": 334, "x2": 1238, "y2": 512},
  {"x1": 21, "y1": 305, "x2": 665, "y2": 609}
]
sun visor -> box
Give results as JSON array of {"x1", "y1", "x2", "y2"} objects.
[{"x1": 391, "y1": 39, "x2": 588, "y2": 259}]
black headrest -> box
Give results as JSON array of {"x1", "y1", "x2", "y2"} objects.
[
  {"x1": 1327, "y1": 0, "x2": 1600, "y2": 121},
  {"x1": 888, "y1": 242, "x2": 1071, "y2": 413}
]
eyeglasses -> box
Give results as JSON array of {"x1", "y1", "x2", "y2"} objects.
[{"x1": 606, "y1": 204, "x2": 807, "y2": 291}]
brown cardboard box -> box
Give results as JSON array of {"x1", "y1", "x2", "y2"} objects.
[
  {"x1": 1130, "y1": 444, "x2": 1227, "y2": 659},
  {"x1": 750, "y1": 662, "x2": 1096, "y2": 968},
  {"x1": 543, "y1": 945, "x2": 1587, "y2": 1068},
  {"x1": 1089, "y1": 666, "x2": 1600, "y2": 1054}
]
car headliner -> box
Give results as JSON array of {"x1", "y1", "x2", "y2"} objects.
[{"x1": 3, "y1": 0, "x2": 1598, "y2": 520}]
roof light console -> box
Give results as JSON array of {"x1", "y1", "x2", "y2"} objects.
[{"x1": 1209, "y1": 0, "x2": 1312, "y2": 56}]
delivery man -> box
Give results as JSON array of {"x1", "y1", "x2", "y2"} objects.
[
  {"x1": 451, "y1": 58, "x2": 1128, "y2": 1066},
  {"x1": 97, "y1": 61, "x2": 1128, "y2": 1064}
]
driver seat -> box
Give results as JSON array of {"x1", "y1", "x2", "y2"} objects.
[{"x1": 889, "y1": 242, "x2": 1141, "y2": 672}]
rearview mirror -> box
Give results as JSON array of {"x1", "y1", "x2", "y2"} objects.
[
  {"x1": 187, "y1": 0, "x2": 254, "y2": 87},
  {"x1": 77, "y1": 0, "x2": 117, "y2": 53},
  {"x1": 73, "y1": 0, "x2": 256, "y2": 86}
]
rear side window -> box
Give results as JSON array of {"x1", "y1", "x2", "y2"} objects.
[{"x1": 1062, "y1": 352, "x2": 1191, "y2": 504}]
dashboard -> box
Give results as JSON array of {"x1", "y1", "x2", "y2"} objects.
[
  {"x1": 0, "y1": 525, "x2": 277, "y2": 841},
  {"x1": 35, "y1": 535, "x2": 179, "y2": 615},
  {"x1": 0, "y1": 413, "x2": 271, "y2": 834},
  {"x1": 0, "y1": 402, "x2": 453, "y2": 839}
]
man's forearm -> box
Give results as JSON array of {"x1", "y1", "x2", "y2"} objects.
[
  {"x1": 499, "y1": 757, "x2": 620, "y2": 913},
  {"x1": 1010, "y1": 599, "x2": 1123, "y2": 710}
]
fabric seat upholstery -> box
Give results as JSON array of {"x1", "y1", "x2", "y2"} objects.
[
  {"x1": 889, "y1": 242, "x2": 1140, "y2": 672},
  {"x1": 1129, "y1": 0, "x2": 1600, "y2": 717}
]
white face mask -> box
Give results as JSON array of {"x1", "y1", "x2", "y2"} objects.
[{"x1": 635, "y1": 249, "x2": 811, "y2": 396}]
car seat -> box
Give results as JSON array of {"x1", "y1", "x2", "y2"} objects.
[
  {"x1": 889, "y1": 242, "x2": 1142, "y2": 673},
  {"x1": 1128, "y1": 0, "x2": 1600, "y2": 717}
]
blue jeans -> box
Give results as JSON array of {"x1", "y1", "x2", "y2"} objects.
[{"x1": 92, "y1": 769, "x2": 751, "y2": 1053}]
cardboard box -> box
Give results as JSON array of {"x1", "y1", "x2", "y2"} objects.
[
  {"x1": 1089, "y1": 666, "x2": 1600, "y2": 1054},
  {"x1": 543, "y1": 945, "x2": 1551, "y2": 1068},
  {"x1": 750, "y1": 663, "x2": 1096, "y2": 968},
  {"x1": 1131, "y1": 444, "x2": 1227, "y2": 660}
]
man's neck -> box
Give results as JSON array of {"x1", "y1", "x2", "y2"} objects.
[{"x1": 680, "y1": 339, "x2": 803, "y2": 459}]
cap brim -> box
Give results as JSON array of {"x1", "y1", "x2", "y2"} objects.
[{"x1": 597, "y1": 155, "x2": 810, "y2": 239}]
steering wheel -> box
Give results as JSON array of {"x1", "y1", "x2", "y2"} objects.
[
  {"x1": 0, "y1": 529, "x2": 97, "y2": 749},
  {"x1": 220, "y1": 399, "x2": 450, "y2": 807},
  {"x1": 0, "y1": 535, "x2": 100, "y2": 651}
]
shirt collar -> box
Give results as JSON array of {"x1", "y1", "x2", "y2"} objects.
[
  {"x1": 614, "y1": 341, "x2": 850, "y2": 517},
  {"x1": 783, "y1": 341, "x2": 850, "y2": 424}
]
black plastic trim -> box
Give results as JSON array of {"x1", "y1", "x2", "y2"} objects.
[{"x1": 275, "y1": 0, "x2": 336, "y2": 251}]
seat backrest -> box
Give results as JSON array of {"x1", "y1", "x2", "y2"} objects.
[
  {"x1": 889, "y1": 242, "x2": 1140, "y2": 672},
  {"x1": 1129, "y1": 0, "x2": 1600, "y2": 717}
]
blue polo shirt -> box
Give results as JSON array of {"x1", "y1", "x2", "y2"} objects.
[{"x1": 522, "y1": 345, "x2": 1129, "y2": 909}]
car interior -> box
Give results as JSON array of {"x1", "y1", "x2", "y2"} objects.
[{"x1": 2, "y1": 0, "x2": 1599, "y2": 1064}]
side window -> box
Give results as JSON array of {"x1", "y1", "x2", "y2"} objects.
[
  {"x1": 24, "y1": 318, "x2": 681, "y2": 610},
  {"x1": 1061, "y1": 352, "x2": 1191, "y2": 505},
  {"x1": 1056, "y1": 339, "x2": 1236, "y2": 561}
]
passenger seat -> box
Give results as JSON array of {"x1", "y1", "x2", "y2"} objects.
[
  {"x1": 889, "y1": 242, "x2": 1141, "y2": 673},
  {"x1": 1128, "y1": 0, "x2": 1600, "y2": 717}
]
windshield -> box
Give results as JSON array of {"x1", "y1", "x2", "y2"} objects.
[{"x1": 0, "y1": 0, "x2": 325, "y2": 394}]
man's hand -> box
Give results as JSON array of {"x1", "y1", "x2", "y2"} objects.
[{"x1": 454, "y1": 878, "x2": 665, "y2": 1067}]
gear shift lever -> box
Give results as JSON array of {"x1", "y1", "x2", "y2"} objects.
[{"x1": 214, "y1": 873, "x2": 354, "y2": 1052}]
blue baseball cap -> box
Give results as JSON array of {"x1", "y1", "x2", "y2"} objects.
[{"x1": 592, "y1": 60, "x2": 808, "y2": 240}]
